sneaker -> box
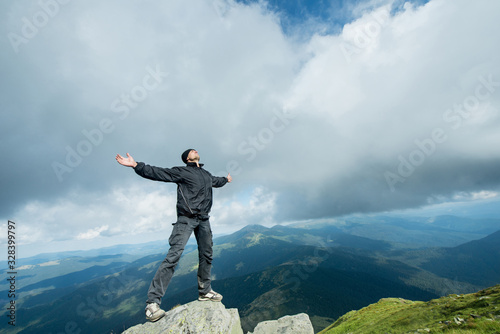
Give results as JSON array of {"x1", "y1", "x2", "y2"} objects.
[
  {"x1": 198, "y1": 290, "x2": 223, "y2": 302},
  {"x1": 145, "y1": 303, "x2": 165, "y2": 322}
]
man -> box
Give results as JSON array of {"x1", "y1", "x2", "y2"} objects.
[{"x1": 115, "y1": 149, "x2": 232, "y2": 322}]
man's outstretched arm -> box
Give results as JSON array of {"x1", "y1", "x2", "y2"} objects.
[
  {"x1": 116, "y1": 152, "x2": 181, "y2": 183},
  {"x1": 116, "y1": 153, "x2": 138, "y2": 168},
  {"x1": 212, "y1": 173, "x2": 232, "y2": 187}
]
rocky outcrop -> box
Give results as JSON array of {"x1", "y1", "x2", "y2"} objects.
[
  {"x1": 248, "y1": 313, "x2": 314, "y2": 334},
  {"x1": 121, "y1": 301, "x2": 314, "y2": 334},
  {"x1": 122, "y1": 300, "x2": 243, "y2": 334}
]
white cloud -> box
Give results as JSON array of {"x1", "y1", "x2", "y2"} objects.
[
  {"x1": 263, "y1": 0, "x2": 500, "y2": 219},
  {"x1": 5, "y1": 183, "x2": 178, "y2": 257},
  {"x1": 453, "y1": 191, "x2": 498, "y2": 202},
  {"x1": 76, "y1": 225, "x2": 109, "y2": 240}
]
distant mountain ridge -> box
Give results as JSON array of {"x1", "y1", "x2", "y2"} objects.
[
  {"x1": 291, "y1": 214, "x2": 500, "y2": 248},
  {"x1": 215, "y1": 223, "x2": 392, "y2": 251}
]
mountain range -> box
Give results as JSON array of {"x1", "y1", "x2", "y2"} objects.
[{"x1": 1, "y1": 214, "x2": 499, "y2": 333}]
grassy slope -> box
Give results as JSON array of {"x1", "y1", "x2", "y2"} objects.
[{"x1": 319, "y1": 284, "x2": 500, "y2": 334}]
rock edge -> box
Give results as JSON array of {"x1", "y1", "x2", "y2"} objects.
[{"x1": 122, "y1": 301, "x2": 313, "y2": 334}]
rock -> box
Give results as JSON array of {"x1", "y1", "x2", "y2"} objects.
[
  {"x1": 121, "y1": 300, "x2": 313, "y2": 334},
  {"x1": 122, "y1": 300, "x2": 243, "y2": 334},
  {"x1": 247, "y1": 313, "x2": 314, "y2": 334}
]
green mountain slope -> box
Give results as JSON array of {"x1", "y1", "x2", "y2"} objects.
[{"x1": 319, "y1": 284, "x2": 500, "y2": 334}]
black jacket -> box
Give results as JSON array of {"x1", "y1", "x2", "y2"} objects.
[{"x1": 134, "y1": 162, "x2": 228, "y2": 219}]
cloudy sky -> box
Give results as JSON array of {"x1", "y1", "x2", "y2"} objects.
[{"x1": 1, "y1": 0, "x2": 499, "y2": 258}]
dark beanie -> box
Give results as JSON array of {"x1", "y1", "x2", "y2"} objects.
[{"x1": 181, "y1": 149, "x2": 194, "y2": 164}]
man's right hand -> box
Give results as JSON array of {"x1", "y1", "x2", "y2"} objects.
[{"x1": 116, "y1": 153, "x2": 137, "y2": 168}]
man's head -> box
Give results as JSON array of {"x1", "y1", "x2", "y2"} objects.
[{"x1": 181, "y1": 149, "x2": 199, "y2": 164}]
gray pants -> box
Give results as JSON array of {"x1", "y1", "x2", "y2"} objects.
[{"x1": 146, "y1": 215, "x2": 213, "y2": 305}]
